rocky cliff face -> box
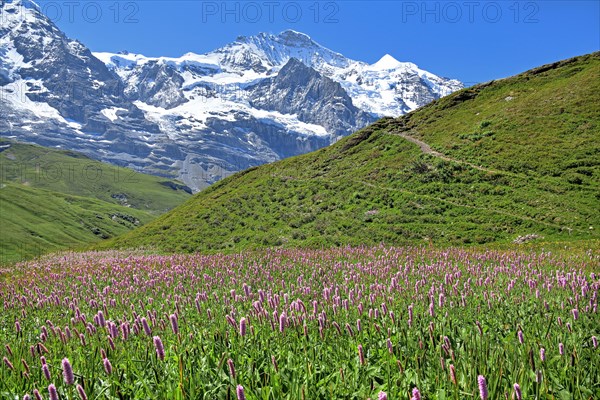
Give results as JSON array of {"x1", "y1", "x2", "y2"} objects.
[
  {"x1": 1, "y1": 0, "x2": 463, "y2": 191},
  {"x1": 247, "y1": 58, "x2": 377, "y2": 136}
]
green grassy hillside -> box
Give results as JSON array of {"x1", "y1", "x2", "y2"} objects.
[
  {"x1": 0, "y1": 140, "x2": 191, "y2": 212},
  {"x1": 0, "y1": 141, "x2": 192, "y2": 263},
  {"x1": 99, "y1": 52, "x2": 600, "y2": 253}
]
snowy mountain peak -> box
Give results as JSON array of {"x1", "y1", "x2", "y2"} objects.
[
  {"x1": 214, "y1": 30, "x2": 350, "y2": 72},
  {"x1": 277, "y1": 29, "x2": 315, "y2": 46},
  {"x1": 372, "y1": 54, "x2": 404, "y2": 70}
]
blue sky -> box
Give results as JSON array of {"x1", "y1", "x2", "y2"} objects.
[{"x1": 35, "y1": 0, "x2": 599, "y2": 84}]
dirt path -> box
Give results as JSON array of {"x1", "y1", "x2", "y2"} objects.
[
  {"x1": 378, "y1": 131, "x2": 581, "y2": 233},
  {"x1": 392, "y1": 131, "x2": 499, "y2": 174}
]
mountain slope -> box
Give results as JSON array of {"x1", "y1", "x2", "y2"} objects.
[
  {"x1": 0, "y1": 183, "x2": 154, "y2": 263},
  {"x1": 99, "y1": 52, "x2": 600, "y2": 252},
  {"x1": 0, "y1": 140, "x2": 191, "y2": 262}
]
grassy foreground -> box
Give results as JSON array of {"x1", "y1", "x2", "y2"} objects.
[{"x1": 0, "y1": 245, "x2": 598, "y2": 399}]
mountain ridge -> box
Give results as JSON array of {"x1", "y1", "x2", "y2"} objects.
[{"x1": 94, "y1": 29, "x2": 462, "y2": 118}]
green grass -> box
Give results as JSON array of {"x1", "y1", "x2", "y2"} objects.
[
  {"x1": 0, "y1": 140, "x2": 191, "y2": 212},
  {"x1": 100, "y1": 52, "x2": 600, "y2": 254},
  {"x1": 0, "y1": 183, "x2": 155, "y2": 263},
  {"x1": 0, "y1": 141, "x2": 191, "y2": 263}
]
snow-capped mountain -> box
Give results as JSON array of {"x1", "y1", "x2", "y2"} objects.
[
  {"x1": 96, "y1": 30, "x2": 462, "y2": 119},
  {"x1": 1, "y1": 0, "x2": 463, "y2": 191}
]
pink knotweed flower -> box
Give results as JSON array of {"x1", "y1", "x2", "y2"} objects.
[
  {"x1": 227, "y1": 358, "x2": 236, "y2": 379},
  {"x1": 226, "y1": 315, "x2": 236, "y2": 328},
  {"x1": 572, "y1": 308, "x2": 579, "y2": 321},
  {"x1": 271, "y1": 355, "x2": 278, "y2": 372},
  {"x1": 358, "y1": 344, "x2": 365, "y2": 365},
  {"x1": 518, "y1": 330, "x2": 524, "y2": 344},
  {"x1": 23, "y1": 395, "x2": 31, "y2": 400},
  {"x1": 48, "y1": 384, "x2": 59, "y2": 400},
  {"x1": 76, "y1": 384, "x2": 88, "y2": 400},
  {"x1": 38, "y1": 343, "x2": 49, "y2": 355},
  {"x1": 449, "y1": 364, "x2": 457, "y2": 384},
  {"x1": 540, "y1": 347, "x2": 546, "y2": 362},
  {"x1": 475, "y1": 321, "x2": 483, "y2": 336},
  {"x1": 559, "y1": 343, "x2": 564, "y2": 355},
  {"x1": 513, "y1": 383, "x2": 522, "y2": 400},
  {"x1": 478, "y1": 375, "x2": 488, "y2": 400},
  {"x1": 169, "y1": 314, "x2": 179, "y2": 335},
  {"x1": 3, "y1": 356, "x2": 14, "y2": 370},
  {"x1": 356, "y1": 319, "x2": 362, "y2": 332},
  {"x1": 42, "y1": 363, "x2": 51, "y2": 380},
  {"x1": 279, "y1": 312, "x2": 287, "y2": 333},
  {"x1": 5, "y1": 344, "x2": 13, "y2": 357},
  {"x1": 593, "y1": 336, "x2": 598, "y2": 348},
  {"x1": 378, "y1": 391, "x2": 388, "y2": 400},
  {"x1": 381, "y1": 303, "x2": 388, "y2": 315},
  {"x1": 153, "y1": 336, "x2": 165, "y2": 360},
  {"x1": 345, "y1": 323, "x2": 354, "y2": 337},
  {"x1": 33, "y1": 390, "x2": 42, "y2": 400},
  {"x1": 239, "y1": 317, "x2": 247, "y2": 337},
  {"x1": 444, "y1": 336, "x2": 451, "y2": 349},
  {"x1": 62, "y1": 358, "x2": 75, "y2": 385},
  {"x1": 120, "y1": 322, "x2": 129, "y2": 341},
  {"x1": 103, "y1": 358, "x2": 112, "y2": 375},
  {"x1": 411, "y1": 387, "x2": 421, "y2": 400},
  {"x1": 21, "y1": 359, "x2": 30, "y2": 374},
  {"x1": 236, "y1": 385, "x2": 246, "y2": 400},
  {"x1": 97, "y1": 311, "x2": 106, "y2": 327},
  {"x1": 141, "y1": 317, "x2": 152, "y2": 336}
]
